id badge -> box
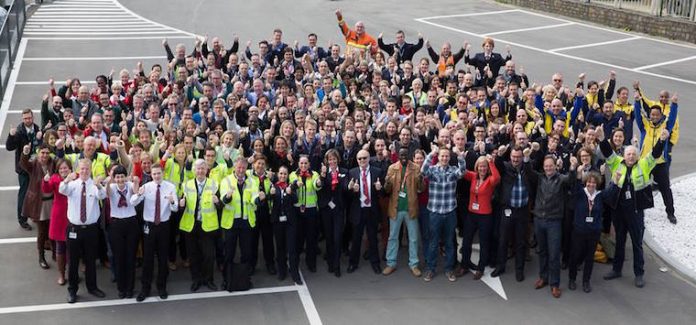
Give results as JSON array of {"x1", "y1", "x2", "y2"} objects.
[
  {"x1": 328, "y1": 200, "x2": 336, "y2": 209},
  {"x1": 398, "y1": 191, "x2": 406, "y2": 198},
  {"x1": 625, "y1": 191, "x2": 632, "y2": 200},
  {"x1": 504, "y1": 209, "x2": 512, "y2": 217},
  {"x1": 300, "y1": 205, "x2": 306, "y2": 213},
  {"x1": 472, "y1": 202, "x2": 480, "y2": 211},
  {"x1": 585, "y1": 217, "x2": 594, "y2": 223},
  {"x1": 68, "y1": 231, "x2": 77, "y2": 239},
  {"x1": 143, "y1": 225, "x2": 150, "y2": 235},
  {"x1": 279, "y1": 215, "x2": 287, "y2": 222}
]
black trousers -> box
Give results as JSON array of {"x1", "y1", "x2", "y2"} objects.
[
  {"x1": 141, "y1": 221, "x2": 170, "y2": 293},
  {"x1": 349, "y1": 207, "x2": 379, "y2": 267},
  {"x1": 296, "y1": 207, "x2": 319, "y2": 269},
  {"x1": 108, "y1": 217, "x2": 139, "y2": 294},
  {"x1": 67, "y1": 224, "x2": 99, "y2": 294},
  {"x1": 569, "y1": 230, "x2": 600, "y2": 283},
  {"x1": 652, "y1": 163, "x2": 675, "y2": 216},
  {"x1": 321, "y1": 207, "x2": 345, "y2": 272},
  {"x1": 168, "y1": 209, "x2": 187, "y2": 263},
  {"x1": 495, "y1": 207, "x2": 528, "y2": 274},
  {"x1": 251, "y1": 209, "x2": 275, "y2": 270},
  {"x1": 612, "y1": 207, "x2": 645, "y2": 276},
  {"x1": 273, "y1": 219, "x2": 299, "y2": 277},
  {"x1": 185, "y1": 222, "x2": 216, "y2": 284},
  {"x1": 561, "y1": 205, "x2": 574, "y2": 265},
  {"x1": 461, "y1": 213, "x2": 493, "y2": 272}
]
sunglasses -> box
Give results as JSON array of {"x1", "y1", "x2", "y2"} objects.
[{"x1": 357, "y1": 157, "x2": 368, "y2": 160}]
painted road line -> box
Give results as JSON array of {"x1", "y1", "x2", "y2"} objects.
[
  {"x1": 416, "y1": 9, "x2": 520, "y2": 20},
  {"x1": 633, "y1": 55, "x2": 696, "y2": 71},
  {"x1": 548, "y1": 36, "x2": 641, "y2": 52},
  {"x1": 23, "y1": 56, "x2": 167, "y2": 61},
  {"x1": 414, "y1": 17, "x2": 696, "y2": 86},
  {"x1": 484, "y1": 22, "x2": 575, "y2": 36},
  {"x1": 297, "y1": 271, "x2": 323, "y2": 325},
  {"x1": 0, "y1": 39, "x2": 27, "y2": 142},
  {"x1": 24, "y1": 36, "x2": 194, "y2": 41},
  {"x1": 0, "y1": 237, "x2": 35, "y2": 245},
  {"x1": 0, "y1": 285, "x2": 300, "y2": 314}
]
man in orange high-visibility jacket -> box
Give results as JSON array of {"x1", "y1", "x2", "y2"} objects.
[{"x1": 335, "y1": 9, "x2": 378, "y2": 57}]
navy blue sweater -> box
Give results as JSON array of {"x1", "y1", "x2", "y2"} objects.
[{"x1": 572, "y1": 181, "x2": 618, "y2": 233}]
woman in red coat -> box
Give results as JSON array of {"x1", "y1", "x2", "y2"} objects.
[{"x1": 41, "y1": 159, "x2": 72, "y2": 285}]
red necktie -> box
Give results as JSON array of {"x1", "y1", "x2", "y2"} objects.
[
  {"x1": 362, "y1": 168, "x2": 370, "y2": 205},
  {"x1": 80, "y1": 182, "x2": 87, "y2": 223},
  {"x1": 154, "y1": 185, "x2": 161, "y2": 225}
]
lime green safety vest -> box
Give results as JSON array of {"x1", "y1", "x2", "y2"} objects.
[
  {"x1": 65, "y1": 152, "x2": 111, "y2": 179},
  {"x1": 209, "y1": 163, "x2": 231, "y2": 187},
  {"x1": 605, "y1": 153, "x2": 656, "y2": 191},
  {"x1": 180, "y1": 178, "x2": 219, "y2": 232},
  {"x1": 163, "y1": 158, "x2": 193, "y2": 196},
  {"x1": 289, "y1": 171, "x2": 321, "y2": 208},
  {"x1": 246, "y1": 170, "x2": 272, "y2": 210},
  {"x1": 219, "y1": 174, "x2": 258, "y2": 229}
]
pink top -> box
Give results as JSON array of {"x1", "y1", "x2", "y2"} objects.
[{"x1": 41, "y1": 174, "x2": 69, "y2": 241}]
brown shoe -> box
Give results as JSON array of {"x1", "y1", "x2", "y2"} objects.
[
  {"x1": 382, "y1": 266, "x2": 396, "y2": 276},
  {"x1": 168, "y1": 262, "x2": 177, "y2": 271},
  {"x1": 551, "y1": 287, "x2": 562, "y2": 298},
  {"x1": 455, "y1": 266, "x2": 469, "y2": 277},
  {"x1": 182, "y1": 260, "x2": 190, "y2": 268},
  {"x1": 473, "y1": 271, "x2": 483, "y2": 280},
  {"x1": 410, "y1": 267, "x2": 422, "y2": 277},
  {"x1": 535, "y1": 278, "x2": 548, "y2": 289}
]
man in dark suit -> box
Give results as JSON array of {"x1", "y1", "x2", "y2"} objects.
[
  {"x1": 347, "y1": 150, "x2": 384, "y2": 274},
  {"x1": 378, "y1": 30, "x2": 424, "y2": 64},
  {"x1": 464, "y1": 38, "x2": 512, "y2": 87},
  {"x1": 6, "y1": 109, "x2": 41, "y2": 230},
  {"x1": 294, "y1": 33, "x2": 328, "y2": 63}
]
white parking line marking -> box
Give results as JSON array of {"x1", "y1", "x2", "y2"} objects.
[
  {"x1": 415, "y1": 16, "x2": 696, "y2": 86},
  {"x1": 25, "y1": 31, "x2": 187, "y2": 35},
  {"x1": 7, "y1": 110, "x2": 40, "y2": 114},
  {"x1": 14, "y1": 81, "x2": 95, "y2": 85},
  {"x1": 0, "y1": 186, "x2": 20, "y2": 190},
  {"x1": 484, "y1": 22, "x2": 574, "y2": 36},
  {"x1": 0, "y1": 285, "x2": 300, "y2": 314},
  {"x1": 633, "y1": 55, "x2": 696, "y2": 71},
  {"x1": 0, "y1": 237, "x2": 35, "y2": 245},
  {"x1": 548, "y1": 36, "x2": 641, "y2": 52},
  {"x1": 25, "y1": 36, "x2": 194, "y2": 41},
  {"x1": 417, "y1": 9, "x2": 519, "y2": 20},
  {"x1": 23, "y1": 56, "x2": 166, "y2": 61},
  {"x1": 297, "y1": 272, "x2": 323, "y2": 325}
]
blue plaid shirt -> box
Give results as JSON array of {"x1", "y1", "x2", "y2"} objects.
[
  {"x1": 510, "y1": 172, "x2": 529, "y2": 208},
  {"x1": 421, "y1": 152, "x2": 466, "y2": 214}
]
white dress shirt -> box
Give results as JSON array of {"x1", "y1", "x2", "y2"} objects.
[
  {"x1": 130, "y1": 180, "x2": 178, "y2": 223},
  {"x1": 59, "y1": 178, "x2": 106, "y2": 225},
  {"x1": 358, "y1": 166, "x2": 372, "y2": 208},
  {"x1": 108, "y1": 182, "x2": 137, "y2": 218}
]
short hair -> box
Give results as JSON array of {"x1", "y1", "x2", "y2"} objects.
[
  {"x1": 112, "y1": 165, "x2": 128, "y2": 176},
  {"x1": 193, "y1": 159, "x2": 207, "y2": 170}
]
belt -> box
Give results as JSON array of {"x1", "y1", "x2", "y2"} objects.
[
  {"x1": 69, "y1": 223, "x2": 97, "y2": 229},
  {"x1": 144, "y1": 220, "x2": 169, "y2": 226},
  {"x1": 111, "y1": 216, "x2": 136, "y2": 222}
]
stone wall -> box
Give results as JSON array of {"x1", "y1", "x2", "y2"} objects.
[{"x1": 496, "y1": 0, "x2": 696, "y2": 44}]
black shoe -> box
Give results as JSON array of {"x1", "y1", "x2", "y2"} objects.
[
  {"x1": 292, "y1": 274, "x2": 303, "y2": 285},
  {"x1": 118, "y1": 291, "x2": 126, "y2": 299},
  {"x1": 515, "y1": 272, "x2": 524, "y2": 282},
  {"x1": 190, "y1": 281, "x2": 200, "y2": 292},
  {"x1": 603, "y1": 270, "x2": 622, "y2": 280},
  {"x1": 19, "y1": 221, "x2": 32, "y2": 231},
  {"x1": 634, "y1": 275, "x2": 645, "y2": 288},
  {"x1": 136, "y1": 292, "x2": 148, "y2": 302},
  {"x1": 490, "y1": 268, "x2": 504, "y2": 278},
  {"x1": 363, "y1": 251, "x2": 369, "y2": 260},
  {"x1": 88, "y1": 288, "x2": 106, "y2": 298},
  {"x1": 568, "y1": 280, "x2": 577, "y2": 291},
  {"x1": 67, "y1": 292, "x2": 77, "y2": 304},
  {"x1": 125, "y1": 291, "x2": 133, "y2": 299},
  {"x1": 668, "y1": 214, "x2": 677, "y2": 224},
  {"x1": 205, "y1": 281, "x2": 218, "y2": 291},
  {"x1": 307, "y1": 265, "x2": 317, "y2": 273},
  {"x1": 267, "y1": 264, "x2": 277, "y2": 275},
  {"x1": 582, "y1": 281, "x2": 592, "y2": 293},
  {"x1": 347, "y1": 265, "x2": 358, "y2": 273},
  {"x1": 39, "y1": 255, "x2": 49, "y2": 269},
  {"x1": 371, "y1": 264, "x2": 382, "y2": 274},
  {"x1": 278, "y1": 271, "x2": 287, "y2": 281},
  {"x1": 159, "y1": 290, "x2": 168, "y2": 299},
  {"x1": 334, "y1": 269, "x2": 341, "y2": 278}
]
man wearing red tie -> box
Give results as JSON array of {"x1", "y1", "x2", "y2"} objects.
[
  {"x1": 58, "y1": 159, "x2": 107, "y2": 304},
  {"x1": 131, "y1": 165, "x2": 178, "y2": 302},
  {"x1": 347, "y1": 150, "x2": 384, "y2": 274}
]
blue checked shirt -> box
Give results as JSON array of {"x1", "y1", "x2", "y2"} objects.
[
  {"x1": 510, "y1": 172, "x2": 529, "y2": 208},
  {"x1": 421, "y1": 152, "x2": 466, "y2": 214}
]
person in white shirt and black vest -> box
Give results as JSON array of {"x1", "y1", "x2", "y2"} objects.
[
  {"x1": 131, "y1": 164, "x2": 178, "y2": 302},
  {"x1": 58, "y1": 159, "x2": 107, "y2": 304}
]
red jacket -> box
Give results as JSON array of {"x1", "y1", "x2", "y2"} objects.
[{"x1": 463, "y1": 160, "x2": 500, "y2": 215}]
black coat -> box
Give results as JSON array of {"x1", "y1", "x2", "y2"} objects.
[
  {"x1": 269, "y1": 183, "x2": 298, "y2": 224},
  {"x1": 346, "y1": 166, "x2": 384, "y2": 224},
  {"x1": 318, "y1": 167, "x2": 349, "y2": 210},
  {"x1": 6, "y1": 123, "x2": 41, "y2": 174}
]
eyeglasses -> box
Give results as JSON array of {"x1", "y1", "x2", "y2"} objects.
[
  {"x1": 553, "y1": 79, "x2": 562, "y2": 82},
  {"x1": 357, "y1": 157, "x2": 368, "y2": 160}
]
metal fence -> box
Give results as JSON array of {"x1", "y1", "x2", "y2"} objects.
[
  {"x1": 0, "y1": 0, "x2": 27, "y2": 102},
  {"x1": 590, "y1": 0, "x2": 696, "y2": 21}
]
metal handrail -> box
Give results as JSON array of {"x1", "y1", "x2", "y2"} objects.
[
  {"x1": 0, "y1": 0, "x2": 27, "y2": 102},
  {"x1": 590, "y1": 0, "x2": 696, "y2": 21}
]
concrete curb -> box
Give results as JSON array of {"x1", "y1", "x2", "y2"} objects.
[{"x1": 644, "y1": 172, "x2": 696, "y2": 286}]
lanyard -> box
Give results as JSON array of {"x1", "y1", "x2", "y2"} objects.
[{"x1": 399, "y1": 165, "x2": 410, "y2": 192}]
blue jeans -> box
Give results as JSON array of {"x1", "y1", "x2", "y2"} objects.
[
  {"x1": 386, "y1": 211, "x2": 420, "y2": 268},
  {"x1": 534, "y1": 218, "x2": 562, "y2": 287},
  {"x1": 426, "y1": 210, "x2": 457, "y2": 273}
]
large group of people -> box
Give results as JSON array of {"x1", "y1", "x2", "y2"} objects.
[{"x1": 6, "y1": 10, "x2": 680, "y2": 303}]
